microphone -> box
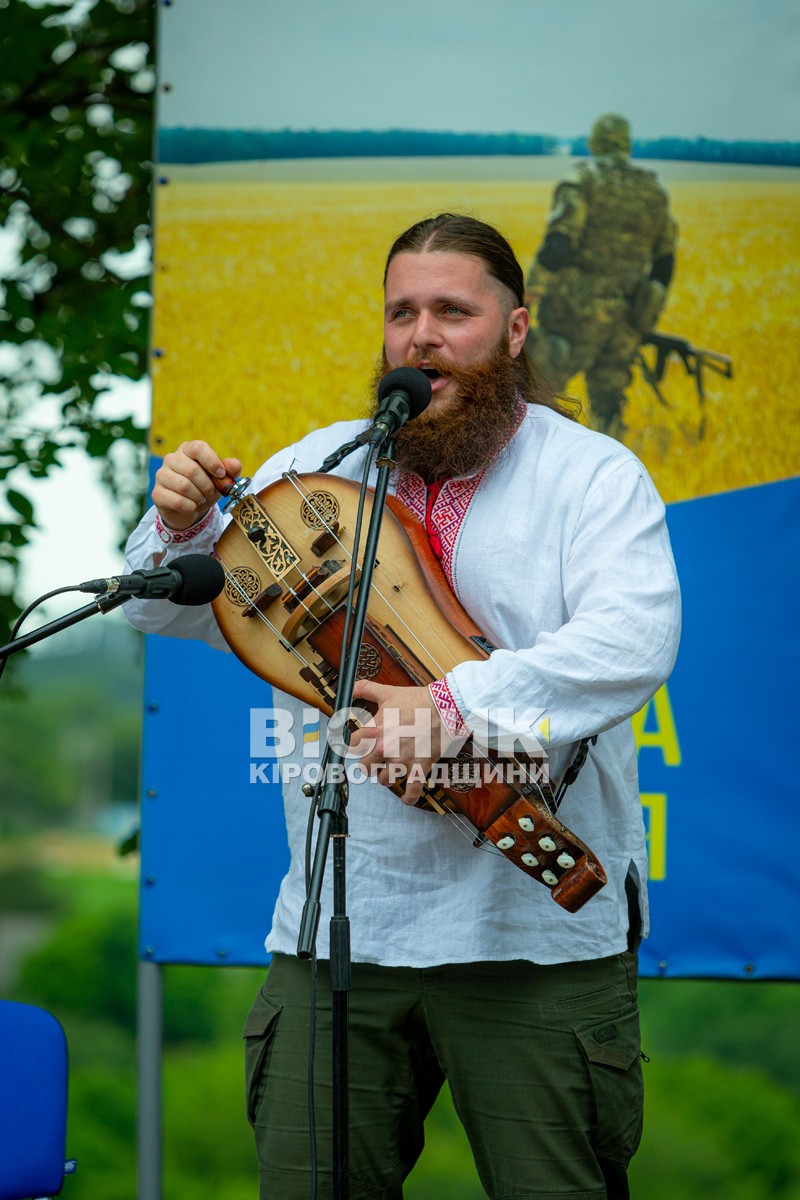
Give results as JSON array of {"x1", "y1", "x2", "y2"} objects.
[
  {"x1": 78, "y1": 553, "x2": 225, "y2": 605},
  {"x1": 367, "y1": 367, "x2": 432, "y2": 447}
]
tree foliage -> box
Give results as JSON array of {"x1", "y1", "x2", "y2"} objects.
[
  {"x1": 16, "y1": 895, "x2": 231, "y2": 1044},
  {"x1": 0, "y1": 621, "x2": 141, "y2": 831},
  {"x1": 0, "y1": 0, "x2": 155, "y2": 646},
  {"x1": 160, "y1": 126, "x2": 800, "y2": 167}
]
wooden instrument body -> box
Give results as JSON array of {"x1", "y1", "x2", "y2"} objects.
[{"x1": 211, "y1": 472, "x2": 606, "y2": 912}]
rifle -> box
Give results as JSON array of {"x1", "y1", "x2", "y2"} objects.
[{"x1": 635, "y1": 332, "x2": 733, "y2": 439}]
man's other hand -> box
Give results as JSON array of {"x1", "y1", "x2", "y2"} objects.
[
  {"x1": 350, "y1": 681, "x2": 446, "y2": 806},
  {"x1": 152, "y1": 440, "x2": 242, "y2": 531}
]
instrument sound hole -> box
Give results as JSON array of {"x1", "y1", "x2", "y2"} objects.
[
  {"x1": 225, "y1": 566, "x2": 262, "y2": 606},
  {"x1": 356, "y1": 644, "x2": 382, "y2": 680},
  {"x1": 301, "y1": 491, "x2": 340, "y2": 530},
  {"x1": 444, "y1": 751, "x2": 482, "y2": 792}
]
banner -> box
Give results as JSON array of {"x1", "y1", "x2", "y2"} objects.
[{"x1": 140, "y1": 0, "x2": 800, "y2": 976}]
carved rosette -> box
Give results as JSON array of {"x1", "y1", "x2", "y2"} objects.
[
  {"x1": 445, "y1": 750, "x2": 482, "y2": 792},
  {"x1": 225, "y1": 566, "x2": 261, "y2": 607},
  {"x1": 356, "y1": 644, "x2": 382, "y2": 680},
  {"x1": 301, "y1": 490, "x2": 340, "y2": 530}
]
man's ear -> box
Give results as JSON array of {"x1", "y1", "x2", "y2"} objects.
[{"x1": 507, "y1": 306, "x2": 529, "y2": 359}]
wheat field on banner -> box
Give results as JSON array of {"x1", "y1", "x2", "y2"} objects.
[{"x1": 150, "y1": 160, "x2": 800, "y2": 504}]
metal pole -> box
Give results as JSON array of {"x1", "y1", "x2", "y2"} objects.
[{"x1": 137, "y1": 959, "x2": 163, "y2": 1200}]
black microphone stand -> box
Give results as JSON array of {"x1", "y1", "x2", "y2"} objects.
[{"x1": 296, "y1": 433, "x2": 398, "y2": 1200}]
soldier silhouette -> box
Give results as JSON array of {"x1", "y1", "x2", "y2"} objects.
[{"x1": 526, "y1": 114, "x2": 677, "y2": 439}]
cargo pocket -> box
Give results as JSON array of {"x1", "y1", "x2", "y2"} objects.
[
  {"x1": 575, "y1": 1003, "x2": 644, "y2": 1164},
  {"x1": 242, "y1": 987, "x2": 283, "y2": 1127}
]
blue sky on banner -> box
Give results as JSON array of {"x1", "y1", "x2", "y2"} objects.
[{"x1": 158, "y1": 0, "x2": 799, "y2": 141}]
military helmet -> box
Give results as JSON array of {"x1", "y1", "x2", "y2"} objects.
[{"x1": 588, "y1": 113, "x2": 632, "y2": 155}]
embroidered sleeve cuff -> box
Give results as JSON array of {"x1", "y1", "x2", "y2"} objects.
[
  {"x1": 155, "y1": 507, "x2": 215, "y2": 545},
  {"x1": 428, "y1": 678, "x2": 468, "y2": 740}
]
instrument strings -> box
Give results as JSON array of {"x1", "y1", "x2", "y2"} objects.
[
  {"x1": 216, "y1": 562, "x2": 310, "y2": 667},
  {"x1": 221, "y1": 476, "x2": 437, "y2": 669},
  {"x1": 217, "y1": 473, "x2": 553, "y2": 819},
  {"x1": 282, "y1": 473, "x2": 453, "y2": 679},
  {"x1": 284, "y1": 475, "x2": 556, "y2": 819}
]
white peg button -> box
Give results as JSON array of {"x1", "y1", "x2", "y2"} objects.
[
  {"x1": 542, "y1": 870, "x2": 558, "y2": 886},
  {"x1": 538, "y1": 836, "x2": 557, "y2": 852},
  {"x1": 557, "y1": 852, "x2": 576, "y2": 869},
  {"x1": 518, "y1": 816, "x2": 535, "y2": 832},
  {"x1": 521, "y1": 853, "x2": 539, "y2": 867},
  {"x1": 497, "y1": 836, "x2": 516, "y2": 850}
]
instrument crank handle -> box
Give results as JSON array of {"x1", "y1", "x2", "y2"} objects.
[{"x1": 212, "y1": 472, "x2": 252, "y2": 512}]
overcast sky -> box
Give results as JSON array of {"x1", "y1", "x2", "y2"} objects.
[{"x1": 157, "y1": 0, "x2": 798, "y2": 142}]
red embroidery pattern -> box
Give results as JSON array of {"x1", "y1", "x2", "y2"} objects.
[
  {"x1": 429, "y1": 475, "x2": 482, "y2": 585},
  {"x1": 395, "y1": 472, "x2": 426, "y2": 525},
  {"x1": 395, "y1": 471, "x2": 481, "y2": 588},
  {"x1": 429, "y1": 678, "x2": 468, "y2": 739},
  {"x1": 155, "y1": 507, "x2": 215, "y2": 545}
]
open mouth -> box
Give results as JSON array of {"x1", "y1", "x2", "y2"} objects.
[{"x1": 408, "y1": 361, "x2": 452, "y2": 395}]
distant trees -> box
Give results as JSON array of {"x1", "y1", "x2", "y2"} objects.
[
  {"x1": 0, "y1": 624, "x2": 141, "y2": 832},
  {"x1": 633, "y1": 136, "x2": 800, "y2": 166},
  {"x1": 157, "y1": 127, "x2": 561, "y2": 163},
  {"x1": 159, "y1": 127, "x2": 800, "y2": 168}
]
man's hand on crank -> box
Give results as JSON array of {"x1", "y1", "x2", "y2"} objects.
[{"x1": 350, "y1": 681, "x2": 448, "y2": 806}]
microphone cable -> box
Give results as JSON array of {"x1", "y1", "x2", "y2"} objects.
[{"x1": 0, "y1": 583, "x2": 86, "y2": 687}]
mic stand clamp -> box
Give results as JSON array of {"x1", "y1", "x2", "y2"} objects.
[{"x1": 317, "y1": 429, "x2": 371, "y2": 475}]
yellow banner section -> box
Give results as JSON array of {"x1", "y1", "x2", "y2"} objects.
[{"x1": 151, "y1": 161, "x2": 800, "y2": 504}]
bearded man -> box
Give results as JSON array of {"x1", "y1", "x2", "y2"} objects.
[{"x1": 124, "y1": 213, "x2": 681, "y2": 1200}]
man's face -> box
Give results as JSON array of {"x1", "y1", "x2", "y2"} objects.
[{"x1": 383, "y1": 250, "x2": 528, "y2": 413}]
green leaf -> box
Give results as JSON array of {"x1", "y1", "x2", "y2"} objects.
[{"x1": 5, "y1": 489, "x2": 36, "y2": 524}]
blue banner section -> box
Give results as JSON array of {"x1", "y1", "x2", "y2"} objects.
[
  {"x1": 138, "y1": 475, "x2": 800, "y2": 977},
  {"x1": 138, "y1": 635, "x2": 286, "y2": 966},
  {"x1": 639, "y1": 475, "x2": 800, "y2": 980}
]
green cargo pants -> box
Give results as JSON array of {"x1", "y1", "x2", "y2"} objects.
[{"x1": 244, "y1": 951, "x2": 643, "y2": 1199}]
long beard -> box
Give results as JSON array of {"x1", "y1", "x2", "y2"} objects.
[{"x1": 371, "y1": 344, "x2": 523, "y2": 484}]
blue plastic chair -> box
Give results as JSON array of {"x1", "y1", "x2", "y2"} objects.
[{"x1": 0, "y1": 1000, "x2": 71, "y2": 1199}]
